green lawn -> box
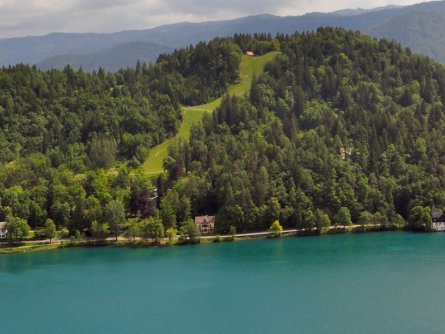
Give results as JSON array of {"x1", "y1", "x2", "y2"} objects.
[{"x1": 142, "y1": 51, "x2": 278, "y2": 175}]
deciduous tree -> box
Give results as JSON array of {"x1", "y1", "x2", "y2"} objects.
[
  {"x1": 44, "y1": 219, "x2": 57, "y2": 244},
  {"x1": 104, "y1": 200, "x2": 126, "y2": 241},
  {"x1": 269, "y1": 220, "x2": 283, "y2": 237}
]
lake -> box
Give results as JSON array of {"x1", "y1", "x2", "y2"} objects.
[{"x1": 1, "y1": 232, "x2": 445, "y2": 333}]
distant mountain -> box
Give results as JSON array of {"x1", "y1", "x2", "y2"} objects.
[
  {"x1": 368, "y1": 10, "x2": 445, "y2": 62},
  {"x1": 36, "y1": 41, "x2": 172, "y2": 72},
  {"x1": 2, "y1": 1, "x2": 445, "y2": 70},
  {"x1": 331, "y1": 5, "x2": 402, "y2": 16}
]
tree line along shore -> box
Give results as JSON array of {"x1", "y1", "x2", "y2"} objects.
[{"x1": 0, "y1": 218, "x2": 402, "y2": 255}]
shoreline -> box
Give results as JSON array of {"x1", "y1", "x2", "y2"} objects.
[{"x1": 0, "y1": 224, "x2": 401, "y2": 255}]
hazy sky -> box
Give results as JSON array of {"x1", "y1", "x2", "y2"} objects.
[{"x1": 0, "y1": 0, "x2": 425, "y2": 38}]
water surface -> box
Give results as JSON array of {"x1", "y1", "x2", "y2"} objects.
[{"x1": 1, "y1": 232, "x2": 445, "y2": 333}]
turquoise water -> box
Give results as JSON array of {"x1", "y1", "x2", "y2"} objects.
[{"x1": 1, "y1": 232, "x2": 445, "y2": 333}]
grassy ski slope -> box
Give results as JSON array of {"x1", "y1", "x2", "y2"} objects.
[{"x1": 142, "y1": 51, "x2": 278, "y2": 175}]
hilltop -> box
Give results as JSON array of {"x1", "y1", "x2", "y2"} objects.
[{"x1": 2, "y1": 1, "x2": 445, "y2": 70}]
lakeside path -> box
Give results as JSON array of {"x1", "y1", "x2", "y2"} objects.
[
  {"x1": 200, "y1": 229, "x2": 299, "y2": 239},
  {"x1": 0, "y1": 224, "x2": 365, "y2": 254},
  {"x1": 142, "y1": 52, "x2": 279, "y2": 175},
  {"x1": 200, "y1": 225, "x2": 362, "y2": 239}
]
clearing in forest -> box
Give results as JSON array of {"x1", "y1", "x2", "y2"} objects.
[{"x1": 142, "y1": 51, "x2": 278, "y2": 175}]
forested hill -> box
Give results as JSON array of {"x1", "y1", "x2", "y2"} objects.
[
  {"x1": 161, "y1": 28, "x2": 445, "y2": 233},
  {"x1": 0, "y1": 38, "x2": 242, "y2": 165},
  {"x1": 1, "y1": 30, "x2": 444, "y2": 238},
  {"x1": 0, "y1": 38, "x2": 247, "y2": 232}
]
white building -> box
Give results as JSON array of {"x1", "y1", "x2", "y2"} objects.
[
  {"x1": 0, "y1": 222, "x2": 7, "y2": 239},
  {"x1": 432, "y1": 208, "x2": 445, "y2": 232},
  {"x1": 432, "y1": 221, "x2": 445, "y2": 231}
]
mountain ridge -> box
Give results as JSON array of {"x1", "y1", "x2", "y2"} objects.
[
  {"x1": 36, "y1": 41, "x2": 172, "y2": 72},
  {"x1": 2, "y1": 1, "x2": 445, "y2": 70}
]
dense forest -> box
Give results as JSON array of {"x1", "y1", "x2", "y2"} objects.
[
  {"x1": 1, "y1": 29, "x2": 444, "y2": 240},
  {"x1": 0, "y1": 38, "x2": 243, "y2": 236},
  {"x1": 162, "y1": 28, "x2": 445, "y2": 233}
]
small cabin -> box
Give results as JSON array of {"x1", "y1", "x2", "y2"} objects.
[
  {"x1": 432, "y1": 208, "x2": 445, "y2": 231},
  {"x1": 246, "y1": 51, "x2": 255, "y2": 57},
  {"x1": 0, "y1": 222, "x2": 7, "y2": 239},
  {"x1": 195, "y1": 216, "x2": 216, "y2": 235}
]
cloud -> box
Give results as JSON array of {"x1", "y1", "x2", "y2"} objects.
[
  {"x1": 72, "y1": 0, "x2": 145, "y2": 11},
  {"x1": 0, "y1": 0, "x2": 425, "y2": 38},
  {"x1": 160, "y1": 0, "x2": 292, "y2": 16}
]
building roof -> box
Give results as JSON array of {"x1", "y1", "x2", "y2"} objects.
[
  {"x1": 246, "y1": 51, "x2": 255, "y2": 56},
  {"x1": 0, "y1": 222, "x2": 6, "y2": 230},
  {"x1": 432, "y1": 208, "x2": 444, "y2": 219},
  {"x1": 195, "y1": 216, "x2": 215, "y2": 225}
]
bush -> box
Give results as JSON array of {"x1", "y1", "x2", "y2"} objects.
[
  {"x1": 269, "y1": 220, "x2": 283, "y2": 237},
  {"x1": 229, "y1": 225, "x2": 237, "y2": 236}
]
